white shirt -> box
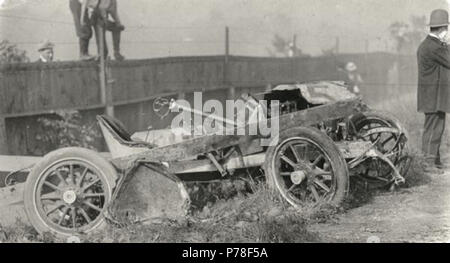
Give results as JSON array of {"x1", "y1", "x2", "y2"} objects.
[
  {"x1": 39, "y1": 55, "x2": 48, "y2": 63},
  {"x1": 429, "y1": 32, "x2": 450, "y2": 45},
  {"x1": 429, "y1": 33, "x2": 440, "y2": 40}
]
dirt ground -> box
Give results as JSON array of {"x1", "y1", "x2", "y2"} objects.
[
  {"x1": 306, "y1": 95, "x2": 450, "y2": 243},
  {"x1": 309, "y1": 161, "x2": 450, "y2": 243},
  {"x1": 299, "y1": 93, "x2": 445, "y2": 243}
]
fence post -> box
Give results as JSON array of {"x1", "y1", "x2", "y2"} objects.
[
  {"x1": 0, "y1": 116, "x2": 8, "y2": 154},
  {"x1": 98, "y1": 24, "x2": 115, "y2": 117},
  {"x1": 224, "y1": 26, "x2": 230, "y2": 86},
  {"x1": 228, "y1": 86, "x2": 236, "y2": 100},
  {"x1": 290, "y1": 34, "x2": 297, "y2": 81},
  {"x1": 224, "y1": 26, "x2": 235, "y2": 100},
  {"x1": 335, "y1": 37, "x2": 340, "y2": 54},
  {"x1": 333, "y1": 36, "x2": 340, "y2": 80}
]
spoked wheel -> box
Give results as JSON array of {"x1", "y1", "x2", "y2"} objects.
[
  {"x1": 351, "y1": 111, "x2": 406, "y2": 155},
  {"x1": 349, "y1": 111, "x2": 409, "y2": 189},
  {"x1": 24, "y1": 148, "x2": 117, "y2": 239},
  {"x1": 264, "y1": 127, "x2": 349, "y2": 208}
]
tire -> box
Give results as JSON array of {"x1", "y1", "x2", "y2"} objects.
[
  {"x1": 23, "y1": 147, "x2": 117, "y2": 239},
  {"x1": 263, "y1": 127, "x2": 349, "y2": 208},
  {"x1": 349, "y1": 111, "x2": 409, "y2": 189},
  {"x1": 349, "y1": 110, "x2": 404, "y2": 133},
  {"x1": 350, "y1": 110, "x2": 407, "y2": 156}
]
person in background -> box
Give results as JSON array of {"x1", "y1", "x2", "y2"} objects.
[
  {"x1": 69, "y1": 0, "x2": 96, "y2": 61},
  {"x1": 81, "y1": 0, "x2": 124, "y2": 31},
  {"x1": 343, "y1": 62, "x2": 363, "y2": 95},
  {"x1": 36, "y1": 41, "x2": 54, "y2": 63},
  {"x1": 417, "y1": 9, "x2": 450, "y2": 169},
  {"x1": 80, "y1": 0, "x2": 125, "y2": 61}
]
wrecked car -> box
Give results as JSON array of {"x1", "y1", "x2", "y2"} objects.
[{"x1": 15, "y1": 81, "x2": 410, "y2": 238}]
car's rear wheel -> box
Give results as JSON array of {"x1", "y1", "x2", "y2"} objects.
[{"x1": 264, "y1": 127, "x2": 349, "y2": 208}]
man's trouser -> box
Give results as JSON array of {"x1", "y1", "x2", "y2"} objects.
[
  {"x1": 69, "y1": 0, "x2": 93, "y2": 56},
  {"x1": 93, "y1": 19, "x2": 123, "y2": 58},
  {"x1": 422, "y1": 111, "x2": 446, "y2": 163},
  {"x1": 70, "y1": 0, "x2": 122, "y2": 58}
]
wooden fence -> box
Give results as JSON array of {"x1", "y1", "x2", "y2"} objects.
[{"x1": 0, "y1": 53, "x2": 416, "y2": 155}]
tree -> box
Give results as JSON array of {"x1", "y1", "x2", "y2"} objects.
[
  {"x1": 389, "y1": 15, "x2": 427, "y2": 54},
  {"x1": 267, "y1": 34, "x2": 309, "y2": 58},
  {"x1": 321, "y1": 47, "x2": 337, "y2": 56},
  {"x1": 0, "y1": 40, "x2": 30, "y2": 63},
  {"x1": 0, "y1": 0, "x2": 29, "y2": 10}
]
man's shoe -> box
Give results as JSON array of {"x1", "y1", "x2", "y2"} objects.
[
  {"x1": 114, "y1": 52, "x2": 125, "y2": 61},
  {"x1": 435, "y1": 159, "x2": 445, "y2": 169},
  {"x1": 80, "y1": 54, "x2": 97, "y2": 61},
  {"x1": 116, "y1": 24, "x2": 125, "y2": 31},
  {"x1": 423, "y1": 161, "x2": 440, "y2": 172},
  {"x1": 423, "y1": 160, "x2": 446, "y2": 174}
]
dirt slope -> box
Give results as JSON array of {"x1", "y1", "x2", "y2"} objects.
[{"x1": 309, "y1": 169, "x2": 450, "y2": 243}]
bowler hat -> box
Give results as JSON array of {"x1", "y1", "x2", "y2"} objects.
[
  {"x1": 428, "y1": 9, "x2": 450, "y2": 27},
  {"x1": 37, "y1": 41, "x2": 54, "y2": 52}
]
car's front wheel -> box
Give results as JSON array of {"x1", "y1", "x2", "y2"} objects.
[{"x1": 23, "y1": 147, "x2": 117, "y2": 239}]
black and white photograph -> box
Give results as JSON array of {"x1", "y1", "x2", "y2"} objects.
[{"x1": 0, "y1": 0, "x2": 450, "y2": 246}]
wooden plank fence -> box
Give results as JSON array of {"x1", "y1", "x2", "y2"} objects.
[{"x1": 0, "y1": 53, "x2": 416, "y2": 155}]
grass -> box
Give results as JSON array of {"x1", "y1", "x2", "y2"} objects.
[
  {"x1": 0, "y1": 179, "x2": 322, "y2": 243},
  {"x1": 93, "y1": 181, "x2": 322, "y2": 243},
  {"x1": 0, "y1": 219, "x2": 54, "y2": 243},
  {"x1": 75, "y1": 180, "x2": 323, "y2": 243}
]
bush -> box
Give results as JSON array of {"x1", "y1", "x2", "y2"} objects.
[
  {"x1": 34, "y1": 110, "x2": 101, "y2": 155},
  {"x1": 0, "y1": 40, "x2": 29, "y2": 64}
]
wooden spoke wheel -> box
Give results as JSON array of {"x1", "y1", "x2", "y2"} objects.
[
  {"x1": 264, "y1": 127, "x2": 349, "y2": 208},
  {"x1": 349, "y1": 111, "x2": 409, "y2": 189},
  {"x1": 351, "y1": 112, "x2": 405, "y2": 156},
  {"x1": 24, "y1": 148, "x2": 116, "y2": 238}
]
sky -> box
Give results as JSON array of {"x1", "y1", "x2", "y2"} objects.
[{"x1": 0, "y1": 0, "x2": 449, "y2": 61}]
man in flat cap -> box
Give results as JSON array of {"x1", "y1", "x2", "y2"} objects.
[
  {"x1": 417, "y1": 9, "x2": 450, "y2": 169},
  {"x1": 37, "y1": 41, "x2": 54, "y2": 63}
]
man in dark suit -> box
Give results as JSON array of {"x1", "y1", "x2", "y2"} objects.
[{"x1": 417, "y1": 9, "x2": 450, "y2": 168}]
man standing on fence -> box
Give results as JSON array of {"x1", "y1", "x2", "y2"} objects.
[
  {"x1": 91, "y1": 0, "x2": 125, "y2": 61},
  {"x1": 417, "y1": 9, "x2": 450, "y2": 169},
  {"x1": 72, "y1": 0, "x2": 125, "y2": 61},
  {"x1": 69, "y1": 0, "x2": 97, "y2": 61}
]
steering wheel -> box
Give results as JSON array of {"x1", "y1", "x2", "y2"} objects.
[{"x1": 153, "y1": 97, "x2": 171, "y2": 119}]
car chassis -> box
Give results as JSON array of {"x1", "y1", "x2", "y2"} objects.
[{"x1": 18, "y1": 81, "x2": 410, "y2": 237}]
